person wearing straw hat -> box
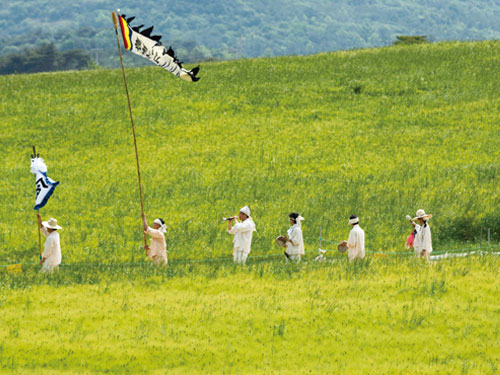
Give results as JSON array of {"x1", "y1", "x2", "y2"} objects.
[
  {"x1": 411, "y1": 209, "x2": 433, "y2": 260},
  {"x1": 36, "y1": 213, "x2": 62, "y2": 273},
  {"x1": 227, "y1": 206, "x2": 256, "y2": 264},
  {"x1": 340, "y1": 215, "x2": 365, "y2": 261},
  {"x1": 284, "y1": 212, "x2": 305, "y2": 262},
  {"x1": 142, "y1": 213, "x2": 168, "y2": 267}
]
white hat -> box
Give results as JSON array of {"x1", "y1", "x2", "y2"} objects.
[
  {"x1": 348, "y1": 216, "x2": 359, "y2": 225},
  {"x1": 240, "y1": 206, "x2": 251, "y2": 217},
  {"x1": 413, "y1": 209, "x2": 432, "y2": 221},
  {"x1": 42, "y1": 218, "x2": 62, "y2": 230},
  {"x1": 153, "y1": 218, "x2": 167, "y2": 233}
]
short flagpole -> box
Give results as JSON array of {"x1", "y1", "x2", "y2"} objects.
[
  {"x1": 32, "y1": 146, "x2": 42, "y2": 260},
  {"x1": 112, "y1": 11, "x2": 148, "y2": 252},
  {"x1": 37, "y1": 209, "x2": 42, "y2": 260}
]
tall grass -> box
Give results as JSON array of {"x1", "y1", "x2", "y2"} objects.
[
  {"x1": 0, "y1": 41, "x2": 499, "y2": 265},
  {"x1": 0, "y1": 256, "x2": 499, "y2": 374}
]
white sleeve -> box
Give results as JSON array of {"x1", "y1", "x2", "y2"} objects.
[
  {"x1": 228, "y1": 220, "x2": 253, "y2": 234},
  {"x1": 347, "y1": 230, "x2": 356, "y2": 248},
  {"x1": 423, "y1": 226, "x2": 432, "y2": 251},
  {"x1": 42, "y1": 236, "x2": 54, "y2": 258},
  {"x1": 41, "y1": 227, "x2": 49, "y2": 237},
  {"x1": 227, "y1": 222, "x2": 238, "y2": 235},
  {"x1": 146, "y1": 227, "x2": 164, "y2": 239},
  {"x1": 289, "y1": 227, "x2": 302, "y2": 246}
]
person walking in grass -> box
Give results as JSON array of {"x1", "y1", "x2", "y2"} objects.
[
  {"x1": 227, "y1": 206, "x2": 256, "y2": 264},
  {"x1": 410, "y1": 209, "x2": 433, "y2": 260},
  {"x1": 340, "y1": 215, "x2": 365, "y2": 261},
  {"x1": 37, "y1": 213, "x2": 62, "y2": 273},
  {"x1": 142, "y1": 213, "x2": 168, "y2": 267},
  {"x1": 284, "y1": 212, "x2": 305, "y2": 262}
]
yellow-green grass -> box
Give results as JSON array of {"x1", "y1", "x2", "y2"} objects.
[
  {"x1": 1, "y1": 256, "x2": 499, "y2": 374},
  {"x1": 1, "y1": 41, "x2": 499, "y2": 265}
]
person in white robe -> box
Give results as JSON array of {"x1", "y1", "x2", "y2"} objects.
[
  {"x1": 410, "y1": 209, "x2": 433, "y2": 260},
  {"x1": 227, "y1": 206, "x2": 256, "y2": 264},
  {"x1": 284, "y1": 212, "x2": 305, "y2": 262},
  {"x1": 142, "y1": 213, "x2": 168, "y2": 267},
  {"x1": 341, "y1": 215, "x2": 365, "y2": 261},
  {"x1": 37, "y1": 214, "x2": 62, "y2": 273}
]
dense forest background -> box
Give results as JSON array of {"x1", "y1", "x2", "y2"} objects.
[{"x1": 1, "y1": 0, "x2": 499, "y2": 73}]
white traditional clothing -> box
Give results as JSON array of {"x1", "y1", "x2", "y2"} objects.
[
  {"x1": 145, "y1": 227, "x2": 168, "y2": 266},
  {"x1": 413, "y1": 222, "x2": 432, "y2": 256},
  {"x1": 41, "y1": 227, "x2": 61, "y2": 273},
  {"x1": 228, "y1": 217, "x2": 256, "y2": 264},
  {"x1": 286, "y1": 223, "x2": 304, "y2": 261},
  {"x1": 347, "y1": 224, "x2": 365, "y2": 261}
]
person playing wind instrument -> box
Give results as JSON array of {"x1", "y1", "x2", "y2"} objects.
[
  {"x1": 283, "y1": 212, "x2": 305, "y2": 262},
  {"x1": 226, "y1": 206, "x2": 256, "y2": 264},
  {"x1": 142, "y1": 213, "x2": 168, "y2": 267},
  {"x1": 407, "y1": 209, "x2": 433, "y2": 260},
  {"x1": 340, "y1": 215, "x2": 365, "y2": 261},
  {"x1": 36, "y1": 213, "x2": 62, "y2": 273}
]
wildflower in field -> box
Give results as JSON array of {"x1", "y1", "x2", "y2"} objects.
[
  {"x1": 37, "y1": 213, "x2": 62, "y2": 273},
  {"x1": 340, "y1": 215, "x2": 365, "y2": 261},
  {"x1": 283, "y1": 212, "x2": 305, "y2": 262},
  {"x1": 142, "y1": 213, "x2": 168, "y2": 267},
  {"x1": 227, "y1": 206, "x2": 256, "y2": 264},
  {"x1": 411, "y1": 209, "x2": 433, "y2": 260}
]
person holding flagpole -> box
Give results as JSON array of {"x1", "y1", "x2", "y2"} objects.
[
  {"x1": 30, "y1": 148, "x2": 59, "y2": 261},
  {"x1": 142, "y1": 213, "x2": 168, "y2": 267},
  {"x1": 37, "y1": 213, "x2": 62, "y2": 273},
  {"x1": 227, "y1": 206, "x2": 256, "y2": 264}
]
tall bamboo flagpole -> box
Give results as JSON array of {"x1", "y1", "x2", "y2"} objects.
[
  {"x1": 32, "y1": 146, "x2": 42, "y2": 260},
  {"x1": 112, "y1": 11, "x2": 148, "y2": 251}
]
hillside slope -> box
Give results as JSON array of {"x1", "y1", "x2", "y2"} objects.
[
  {"x1": 1, "y1": 0, "x2": 500, "y2": 67},
  {"x1": 1, "y1": 41, "x2": 499, "y2": 263}
]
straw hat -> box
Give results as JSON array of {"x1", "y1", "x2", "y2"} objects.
[
  {"x1": 412, "y1": 209, "x2": 432, "y2": 221},
  {"x1": 42, "y1": 218, "x2": 62, "y2": 230}
]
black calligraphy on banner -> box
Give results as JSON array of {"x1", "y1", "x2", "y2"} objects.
[{"x1": 36, "y1": 177, "x2": 48, "y2": 198}]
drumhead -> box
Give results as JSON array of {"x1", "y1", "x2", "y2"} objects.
[
  {"x1": 276, "y1": 236, "x2": 287, "y2": 248},
  {"x1": 337, "y1": 243, "x2": 348, "y2": 253}
]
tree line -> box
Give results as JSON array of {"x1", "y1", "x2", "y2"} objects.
[{"x1": 0, "y1": 43, "x2": 94, "y2": 75}]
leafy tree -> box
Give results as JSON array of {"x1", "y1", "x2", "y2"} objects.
[
  {"x1": 394, "y1": 35, "x2": 429, "y2": 45},
  {"x1": 0, "y1": 43, "x2": 92, "y2": 75}
]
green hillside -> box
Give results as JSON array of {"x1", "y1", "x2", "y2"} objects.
[
  {"x1": 1, "y1": 41, "x2": 499, "y2": 264},
  {"x1": 1, "y1": 0, "x2": 500, "y2": 67}
]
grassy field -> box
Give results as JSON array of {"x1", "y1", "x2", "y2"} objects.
[
  {"x1": 0, "y1": 41, "x2": 499, "y2": 373},
  {"x1": 0, "y1": 41, "x2": 499, "y2": 264},
  {"x1": 1, "y1": 256, "x2": 499, "y2": 374}
]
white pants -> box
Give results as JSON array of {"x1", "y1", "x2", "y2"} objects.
[
  {"x1": 151, "y1": 255, "x2": 168, "y2": 267},
  {"x1": 286, "y1": 254, "x2": 301, "y2": 262},
  {"x1": 348, "y1": 248, "x2": 365, "y2": 261},
  {"x1": 414, "y1": 249, "x2": 430, "y2": 260},
  {"x1": 233, "y1": 250, "x2": 248, "y2": 264},
  {"x1": 41, "y1": 263, "x2": 59, "y2": 273}
]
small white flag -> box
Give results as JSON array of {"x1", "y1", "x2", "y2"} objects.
[{"x1": 30, "y1": 157, "x2": 59, "y2": 210}]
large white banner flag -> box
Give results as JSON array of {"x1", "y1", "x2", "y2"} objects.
[
  {"x1": 118, "y1": 12, "x2": 200, "y2": 82},
  {"x1": 30, "y1": 157, "x2": 59, "y2": 210}
]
